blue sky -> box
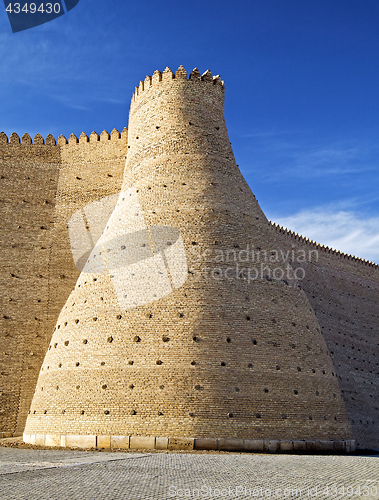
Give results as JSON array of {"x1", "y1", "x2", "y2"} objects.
[{"x1": 0, "y1": 0, "x2": 378, "y2": 263}]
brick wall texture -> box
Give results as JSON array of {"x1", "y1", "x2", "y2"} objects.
[
  {"x1": 0, "y1": 130, "x2": 127, "y2": 435},
  {"x1": 1, "y1": 65, "x2": 377, "y2": 449},
  {"x1": 273, "y1": 225, "x2": 379, "y2": 449}
]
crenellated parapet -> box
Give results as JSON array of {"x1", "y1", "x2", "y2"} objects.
[
  {"x1": 0, "y1": 131, "x2": 57, "y2": 146},
  {"x1": 130, "y1": 65, "x2": 224, "y2": 109},
  {"x1": 270, "y1": 221, "x2": 378, "y2": 269},
  {"x1": 57, "y1": 127, "x2": 128, "y2": 146},
  {"x1": 0, "y1": 128, "x2": 128, "y2": 148}
]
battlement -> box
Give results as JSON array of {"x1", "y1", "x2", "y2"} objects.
[
  {"x1": 0, "y1": 131, "x2": 57, "y2": 146},
  {"x1": 0, "y1": 128, "x2": 128, "y2": 147},
  {"x1": 270, "y1": 221, "x2": 379, "y2": 269},
  {"x1": 130, "y1": 65, "x2": 224, "y2": 105}
]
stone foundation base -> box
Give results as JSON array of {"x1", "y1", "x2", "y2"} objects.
[{"x1": 23, "y1": 434, "x2": 356, "y2": 453}]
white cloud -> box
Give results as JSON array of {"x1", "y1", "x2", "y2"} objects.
[{"x1": 270, "y1": 208, "x2": 379, "y2": 264}]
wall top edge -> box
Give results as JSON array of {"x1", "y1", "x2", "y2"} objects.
[
  {"x1": 131, "y1": 65, "x2": 225, "y2": 103},
  {"x1": 270, "y1": 221, "x2": 379, "y2": 269},
  {"x1": 0, "y1": 127, "x2": 128, "y2": 146}
]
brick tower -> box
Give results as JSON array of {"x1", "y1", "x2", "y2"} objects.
[{"x1": 23, "y1": 66, "x2": 354, "y2": 452}]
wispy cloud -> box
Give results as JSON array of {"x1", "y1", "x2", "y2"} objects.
[
  {"x1": 240, "y1": 134, "x2": 379, "y2": 181},
  {"x1": 270, "y1": 207, "x2": 379, "y2": 264}
]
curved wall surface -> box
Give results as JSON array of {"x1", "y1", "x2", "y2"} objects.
[
  {"x1": 23, "y1": 67, "x2": 353, "y2": 450},
  {"x1": 273, "y1": 224, "x2": 379, "y2": 450}
]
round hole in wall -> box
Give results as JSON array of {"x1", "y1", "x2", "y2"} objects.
[
  {"x1": 190, "y1": 361, "x2": 196, "y2": 366},
  {"x1": 75, "y1": 319, "x2": 79, "y2": 324},
  {"x1": 159, "y1": 385, "x2": 164, "y2": 390},
  {"x1": 101, "y1": 362, "x2": 105, "y2": 366},
  {"x1": 276, "y1": 365, "x2": 280, "y2": 370},
  {"x1": 104, "y1": 410, "x2": 110, "y2": 415},
  {"x1": 76, "y1": 385, "x2": 80, "y2": 389},
  {"x1": 162, "y1": 335, "x2": 169, "y2": 342},
  {"x1": 93, "y1": 317, "x2": 97, "y2": 321},
  {"x1": 129, "y1": 384, "x2": 134, "y2": 389},
  {"x1": 81, "y1": 410, "x2": 85, "y2": 415},
  {"x1": 221, "y1": 361, "x2": 226, "y2": 366},
  {"x1": 64, "y1": 341, "x2": 69, "y2": 346},
  {"x1": 128, "y1": 360, "x2": 134, "y2": 365},
  {"x1": 76, "y1": 362, "x2": 80, "y2": 367},
  {"x1": 107, "y1": 336, "x2": 113, "y2": 343},
  {"x1": 252, "y1": 340, "x2": 257, "y2": 345},
  {"x1": 227, "y1": 413, "x2": 233, "y2": 418},
  {"x1": 156, "y1": 360, "x2": 163, "y2": 365},
  {"x1": 83, "y1": 339, "x2": 88, "y2": 344},
  {"x1": 226, "y1": 338, "x2": 231, "y2": 343},
  {"x1": 294, "y1": 390, "x2": 298, "y2": 395},
  {"x1": 133, "y1": 336, "x2": 140, "y2": 342},
  {"x1": 116, "y1": 315, "x2": 122, "y2": 320},
  {"x1": 102, "y1": 385, "x2": 107, "y2": 389}
]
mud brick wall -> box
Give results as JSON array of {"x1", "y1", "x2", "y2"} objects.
[
  {"x1": 0, "y1": 129, "x2": 127, "y2": 435},
  {"x1": 24, "y1": 67, "x2": 352, "y2": 443},
  {"x1": 273, "y1": 223, "x2": 379, "y2": 449}
]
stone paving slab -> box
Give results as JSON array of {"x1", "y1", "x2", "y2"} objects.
[
  {"x1": 0, "y1": 447, "x2": 377, "y2": 500},
  {"x1": 0, "y1": 447, "x2": 147, "y2": 475}
]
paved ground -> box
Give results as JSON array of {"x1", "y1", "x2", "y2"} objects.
[{"x1": 0, "y1": 445, "x2": 378, "y2": 500}]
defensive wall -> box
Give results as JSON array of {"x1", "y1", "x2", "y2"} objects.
[
  {"x1": 0, "y1": 65, "x2": 377, "y2": 451},
  {"x1": 0, "y1": 129, "x2": 127, "y2": 437},
  {"x1": 23, "y1": 66, "x2": 353, "y2": 451},
  {"x1": 272, "y1": 223, "x2": 379, "y2": 450}
]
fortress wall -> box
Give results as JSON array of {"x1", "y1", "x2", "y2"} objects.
[
  {"x1": 0, "y1": 130, "x2": 127, "y2": 436},
  {"x1": 273, "y1": 224, "x2": 379, "y2": 449},
  {"x1": 0, "y1": 133, "x2": 61, "y2": 435},
  {"x1": 24, "y1": 67, "x2": 352, "y2": 446}
]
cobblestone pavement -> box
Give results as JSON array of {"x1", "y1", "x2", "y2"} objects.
[{"x1": 0, "y1": 446, "x2": 378, "y2": 500}]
